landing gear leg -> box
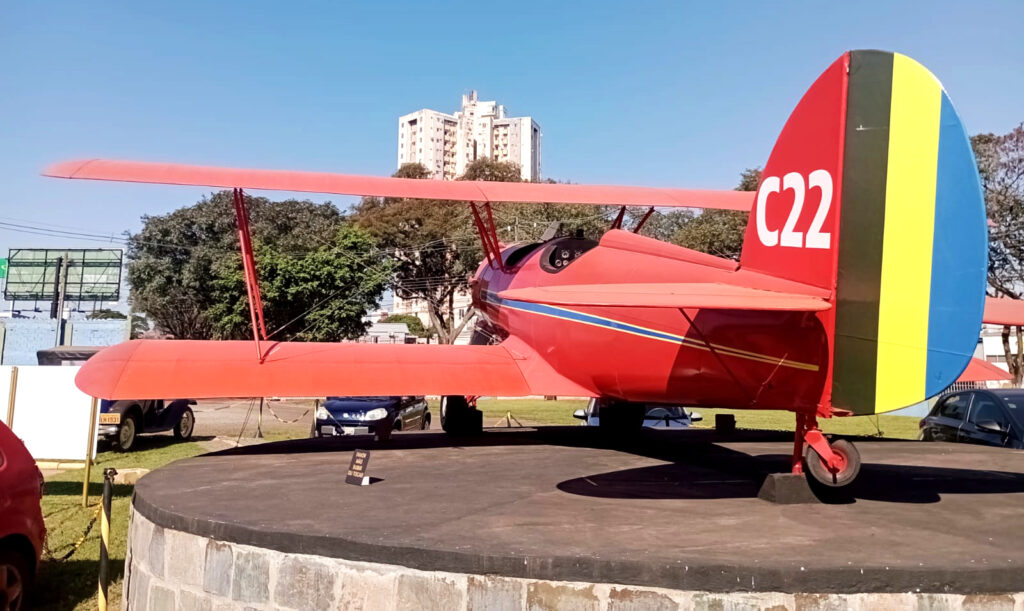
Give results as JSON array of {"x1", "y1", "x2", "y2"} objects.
[
  {"x1": 794, "y1": 413, "x2": 861, "y2": 488},
  {"x1": 440, "y1": 396, "x2": 482, "y2": 436}
]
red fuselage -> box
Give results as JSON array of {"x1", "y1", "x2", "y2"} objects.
[{"x1": 472, "y1": 230, "x2": 832, "y2": 414}]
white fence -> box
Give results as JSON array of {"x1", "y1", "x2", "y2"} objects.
[{"x1": 1, "y1": 365, "x2": 97, "y2": 461}]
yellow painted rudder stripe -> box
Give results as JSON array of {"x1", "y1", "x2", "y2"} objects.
[{"x1": 875, "y1": 54, "x2": 942, "y2": 411}]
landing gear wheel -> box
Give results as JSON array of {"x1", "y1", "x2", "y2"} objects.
[
  {"x1": 174, "y1": 407, "x2": 195, "y2": 440},
  {"x1": 116, "y1": 412, "x2": 139, "y2": 452},
  {"x1": 804, "y1": 438, "x2": 861, "y2": 488},
  {"x1": 440, "y1": 396, "x2": 482, "y2": 435}
]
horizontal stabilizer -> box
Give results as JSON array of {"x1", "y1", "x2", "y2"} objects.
[
  {"x1": 43, "y1": 159, "x2": 754, "y2": 210},
  {"x1": 498, "y1": 283, "x2": 831, "y2": 311},
  {"x1": 984, "y1": 297, "x2": 1024, "y2": 327},
  {"x1": 76, "y1": 339, "x2": 594, "y2": 400}
]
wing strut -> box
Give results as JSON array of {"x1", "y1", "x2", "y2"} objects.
[
  {"x1": 232, "y1": 188, "x2": 269, "y2": 362},
  {"x1": 469, "y1": 202, "x2": 506, "y2": 272},
  {"x1": 633, "y1": 207, "x2": 655, "y2": 233}
]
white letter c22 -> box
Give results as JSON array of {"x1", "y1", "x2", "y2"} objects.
[{"x1": 756, "y1": 175, "x2": 781, "y2": 247}]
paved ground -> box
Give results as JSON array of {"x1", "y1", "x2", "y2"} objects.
[
  {"x1": 191, "y1": 398, "x2": 319, "y2": 439},
  {"x1": 134, "y1": 427, "x2": 1024, "y2": 594}
]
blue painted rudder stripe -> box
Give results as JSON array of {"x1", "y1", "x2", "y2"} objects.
[{"x1": 924, "y1": 93, "x2": 988, "y2": 396}]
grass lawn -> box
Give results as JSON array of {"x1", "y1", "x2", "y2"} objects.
[
  {"x1": 34, "y1": 436, "x2": 204, "y2": 611},
  {"x1": 474, "y1": 398, "x2": 921, "y2": 440}
]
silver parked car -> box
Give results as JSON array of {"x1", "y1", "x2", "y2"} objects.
[{"x1": 573, "y1": 399, "x2": 702, "y2": 429}]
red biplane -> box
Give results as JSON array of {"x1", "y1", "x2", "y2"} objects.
[{"x1": 46, "y1": 50, "x2": 1002, "y2": 489}]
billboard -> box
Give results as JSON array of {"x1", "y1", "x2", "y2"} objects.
[{"x1": 3, "y1": 248, "x2": 122, "y2": 301}]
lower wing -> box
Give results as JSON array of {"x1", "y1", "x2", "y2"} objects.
[{"x1": 77, "y1": 338, "x2": 594, "y2": 400}]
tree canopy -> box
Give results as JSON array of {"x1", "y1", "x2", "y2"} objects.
[
  {"x1": 379, "y1": 313, "x2": 429, "y2": 338},
  {"x1": 352, "y1": 163, "x2": 481, "y2": 344},
  {"x1": 658, "y1": 167, "x2": 759, "y2": 260},
  {"x1": 127, "y1": 191, "x2": 390, "y2": 341},
  {"x1": 973, "y1": 124, "x2": 1024, "y2": 383}
]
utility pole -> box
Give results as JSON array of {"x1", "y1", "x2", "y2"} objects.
[
  {"x1": 48, "y1": 256, "x2": 63, "y2": 319},
  {"x1": 54, "y1": 253, "x2": 69, "y2": 345}
]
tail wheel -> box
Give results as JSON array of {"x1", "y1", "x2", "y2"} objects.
[
  {"x1": 174, "y1": 407, "x2": 195, "y2": 440},
  {"x1": 440, "y1": 396, "x2": 482, "y2": 435},
  {"x1": 805, "y1": 438, "x2": 861, "y2": 488}
]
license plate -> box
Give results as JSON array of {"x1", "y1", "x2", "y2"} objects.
[
  {"x1": 321, "y1": 425, "x2": 335, "y2": 435},
  {"x1": 342, "y1": 426, "x2": 370, "y2": 435},
  {"x1": 99, "y1": 413, "x2": 121, "y2": 425}
]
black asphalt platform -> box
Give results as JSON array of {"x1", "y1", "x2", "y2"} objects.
[{"x1": 134, "y1": 427, "x2": 1024, "y2": 593}]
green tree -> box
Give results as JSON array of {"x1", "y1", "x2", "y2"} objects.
[
  {"x1": 130, "y1": 314, "x2": 150, "y2": 339},
  {"x1": 973, "y1": 125, "x2": 1024, "y2": 383},
  {"x1": 127, "y1": 191, "x2": 390, "y2": 341},
  {"x1": 353, "y1": 163, "x2": 481, "y2": 344},
  {"x1": 87, "y1": 308, "x2": 126, "y2": 320},
  {"x1": 462, "y1": 158, "x2": 609, "y2": 243},
  {"x1": 380, "y1": 313, "x2": 429, "y2": 338},
  {"x1": 668, "y1": 168, "x2": 759, "y2": 260}
]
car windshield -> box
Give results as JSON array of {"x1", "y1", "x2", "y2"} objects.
[
  {"x1": 644, "y1": 406, "x2": 686, "y2": 419},
  {"x1": 996, "y1": 393, "x2": 1024, "y2": 429},
  {"x1": 326, "y1": 396, "x2": 393, "y2": 402}
]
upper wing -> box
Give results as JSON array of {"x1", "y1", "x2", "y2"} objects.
[
  {"x1": 498, "y1": 283, "x2": 831, "y2": 312},
  {"x1": 76, "y1": 338, "x2": 594, "y2": 400},
  {"x1": 44, "y1": 159, "x2": 754, "y2": 211},
  {"x1": 984, "y1": 297, "x2": 1024, "y2": 326}
]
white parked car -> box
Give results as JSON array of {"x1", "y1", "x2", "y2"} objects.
[{"x1": 573, "y1": 399, "x2": 702, "y2": 429}]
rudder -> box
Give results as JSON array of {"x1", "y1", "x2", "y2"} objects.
[{"x1": 741, "y1": 50, "x2": 987, "y2": 416}]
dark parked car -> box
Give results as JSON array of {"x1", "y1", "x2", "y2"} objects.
[
  {"x1": 314, "y1": 396, "x2": 430, "y2": 440},
  {"x1": 0, "y1": 421, "x2": 45, "y2": 611},
  {"x1": 98, "y1": 399, "x2": 196, "y2": 451},
  {"x1": 920, "y1": 389, "x2": 1024, "y2": 449}
]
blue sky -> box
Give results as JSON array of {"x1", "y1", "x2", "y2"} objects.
[{"x1": 1, "y1": 1, "x2": 1022, "y2": 251}]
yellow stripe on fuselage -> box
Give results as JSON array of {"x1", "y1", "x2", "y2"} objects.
[{"x1": 875, "y1": 54, "x2": 942, "y2": 410}]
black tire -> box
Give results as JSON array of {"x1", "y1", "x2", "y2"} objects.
[
  {"x1": 422, "y1": 413, "x2": 431, "y2": 430},
  {"x1": 173, "y1": 407, "x2": 195, "y2": 440},
  {"x1": 805, "y1": 438, "x2": 861, "y2": 488},
  {"x1": 116, "y1": 412, "x2": 140, "y2": 452},
  {"x1": 376, "y1": 424, "x2": 392, "y2": 442},
  {"x1": 0, "y1": 546, "x2": 33, "y2": 611},
  {"x1": 440, "y1": 396, "x2": 482, "y2": 435}
]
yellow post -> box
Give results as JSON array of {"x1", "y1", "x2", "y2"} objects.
[
  {"x1": 5, "y1": 366, "x2": 17, "y2": 427},
  {"x1": 83, "y1": 396, "x2": 99, "y2": 507}
]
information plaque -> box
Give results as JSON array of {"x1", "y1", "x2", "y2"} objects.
[{"x1": 346, "y1": 449, "x2": 372, "y2": 486}]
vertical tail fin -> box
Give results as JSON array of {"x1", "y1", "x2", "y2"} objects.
[{"x1": 741, "y1": 51, "x2": 987, "y2": 415}]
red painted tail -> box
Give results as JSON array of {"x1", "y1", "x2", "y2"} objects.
[
  {"x1": 739, "y1": 54, "x2": 848, "y2": 290},
  {"x1": 740, "y1": 51, "x2": 988, "y2": 415}
]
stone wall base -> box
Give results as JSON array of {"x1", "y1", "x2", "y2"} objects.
[{"x1": 124, "y1": 508, "x2": 1024, "y2": 610}]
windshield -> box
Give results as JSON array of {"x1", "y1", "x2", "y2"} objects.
[
  {"x1": 326, "y1": 396, "x2": 394, "y2": 402},
  {"x1": 643, "y1": 406, "x2": 686, "y2": 419},
  {"x1": 996, "y1": 392, "x2": 1024, "y2": 428}
]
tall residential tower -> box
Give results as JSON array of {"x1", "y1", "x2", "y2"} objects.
[{"x1": 398, "y1": 91, "x2": 541, "y2": 181}]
